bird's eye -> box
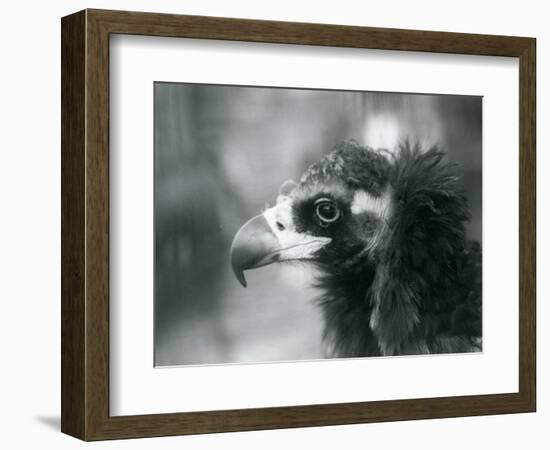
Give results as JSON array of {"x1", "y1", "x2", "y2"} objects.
[{"x1": 314, "y1": 199, "x2": 340, "y2": 227}]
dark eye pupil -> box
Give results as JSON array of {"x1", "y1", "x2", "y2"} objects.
[{"x1": 319, "y1": 204, "x2": 335, "y2": 219}]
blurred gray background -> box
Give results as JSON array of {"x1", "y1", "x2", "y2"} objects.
[{"x1": 154, "y1": 82, "x2": 482, "y2": 367}]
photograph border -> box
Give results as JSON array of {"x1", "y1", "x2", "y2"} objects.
[{"x1": 61, "y1": 8, "x2": 536, "y2": 440}]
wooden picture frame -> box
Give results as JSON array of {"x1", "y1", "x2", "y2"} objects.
[{"x1": 61, "y1": 8, "x2": 536, "y2": 441}]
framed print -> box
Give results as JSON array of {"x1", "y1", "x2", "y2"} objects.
[{"x1": 61, "y1": 9, "x2": 536, "y2": 440}]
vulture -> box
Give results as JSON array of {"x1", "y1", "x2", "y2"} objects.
[{"x1": 230, "y1": 141, "x2": 481, "y2": 357}]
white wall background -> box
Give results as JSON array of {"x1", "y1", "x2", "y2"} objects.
[{"x1": 0, "y1": 0, "x2": 546, "y2": 448}]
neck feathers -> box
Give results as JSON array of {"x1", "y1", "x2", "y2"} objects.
[{"x1": 317, "y1": 142, "x2": 475, "y2": 357}]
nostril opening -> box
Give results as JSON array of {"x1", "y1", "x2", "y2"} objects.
[{"x1": 276, "y1": 221, "x2": 285, "y2": 231}]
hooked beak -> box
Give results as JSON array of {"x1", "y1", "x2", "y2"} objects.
[
  {"x1": 230, "y1": 214, "x2": 280, "y2": 287},
  {"x1": 230, "y1": 201, "x2": 331, "y2": 287}
]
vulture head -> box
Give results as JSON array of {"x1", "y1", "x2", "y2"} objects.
[{"x1": 230, "y1": 140, "x2": 481, "y2": 357}]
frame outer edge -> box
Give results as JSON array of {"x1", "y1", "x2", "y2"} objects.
[
  {"x1": 61, "y1": 10, "x2": 87, "y2": 440},
  {"x1": 518, "y1": 38, "x2": 536, "y2": 411}
]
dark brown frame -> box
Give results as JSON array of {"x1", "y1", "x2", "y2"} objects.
[{"x1": 61, "y1": 8, "x2": 536, "y2": 441}]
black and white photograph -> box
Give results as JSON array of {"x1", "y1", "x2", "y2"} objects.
[{"x1": 154, "y1": 82, "x2": 482, "y2": 367}]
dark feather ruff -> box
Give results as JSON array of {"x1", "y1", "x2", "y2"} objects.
[{"x1": 316, "y1": 141, "x2": 482, "y2": 357}]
